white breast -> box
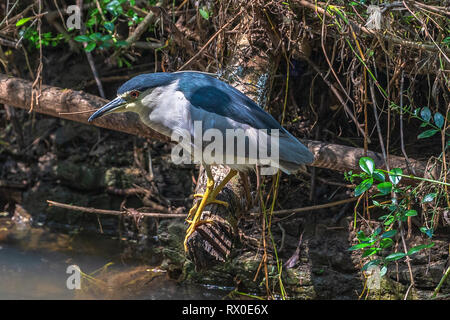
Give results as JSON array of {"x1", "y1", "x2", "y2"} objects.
[{"x1": 138, "y1": 80, "x2": 192, "y2": 138}]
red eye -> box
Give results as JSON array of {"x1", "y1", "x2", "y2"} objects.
[{"x1": 130, "y1": 90, "x2": 140, "y2": 99}]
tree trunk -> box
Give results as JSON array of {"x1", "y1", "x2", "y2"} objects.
[{"x1": 184, "y1": 16, "x2": 277, "y2": 267}]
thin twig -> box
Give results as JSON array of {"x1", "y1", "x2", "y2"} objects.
[
  {"x1": 399, "y1": 70, "x2": 416, "y2": 175},
  {"x1": 257, "y1": 197, "x2": 358, "y2": 216},
  {"x1": 369, "y1": 78, "x2": 389, "y2": 170},
  {"x1": 46, "y1": 200, "x2": 185, "y2": 218},
  {"x1": 58, "y1": 109, "x2": 98, "y2": 115},
  {"x1": 0, "y1": 37, "x2": 21, "y2": 48},
  {"x1": 178, "y1": 10, "x2": 242, "y2": 71},
  {"x1": 432, "y1": 266, "x2": 450, "y2": 299},
  {"x1": 126, "y1": 8, "x2": 159, "y2": 45},
  {"x1": 320, "y1": 2, "x2": 354, "y2": 104},
  {"x1": 304, "y1": 56, "x2": 371, "y2": 143},
  {"x1": 77, "y1": 0, "x2": 105, "y2": 98},
  {"x1": 401, "y1": 0, "x2": 450, "y2": 63},
  {"x1": 295, "y1": 0, "x2": 450, "y2": 55},
  {"x1": 398, "y1": 222, "x2": 415, "y2": 293},
  {"x1": 29, "y1": 0, "x2": 43, "y2": 113},
  {"x1": 0, "y1": 0, "x2": 19, "y2": 27}
]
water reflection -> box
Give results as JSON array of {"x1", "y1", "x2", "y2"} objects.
[{"x1": 0, "y1": 219, "x2": 228, "y2": 300}]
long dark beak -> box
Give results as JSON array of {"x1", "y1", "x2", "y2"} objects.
[{"x1": 88, "y1": 97, "x2": 126, "y2": 122}]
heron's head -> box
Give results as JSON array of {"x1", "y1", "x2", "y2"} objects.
[{"x1": 88, "y1": 73, "x2": 175, "y2": 122}]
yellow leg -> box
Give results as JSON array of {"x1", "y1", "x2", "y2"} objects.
[
  {"x1": 185, "y1": 195, "x2": 229, "y2": 223},
  {"x1": 184, "y1": 167, "x2": 238, "y2": 252}
]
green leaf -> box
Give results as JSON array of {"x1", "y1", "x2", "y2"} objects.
[
  {"x1": 104, "y1": 22, "x2": 115, "y2": 32},
  {"x1": 357, "y1": 231, "x2": 370, "y2": 242},
  {"x1": 422, "y1": 193, "x2": 436, "y2": 203},
  {"x1": 86, "y1": 15, "x2": 98, "y2": 28},
  {"x1": 359, "y1": 157, "x2": 375, "y2": 175},
  {"x1": 377, "y1": 182, "x2": 392, "y2": 195},
  {"x1": 84, "y1": 42, "x2": 96, "y2": 52},
  {"x1": 380, "y1": 238, "x2": 394, "y2": 249},
  {"x1": 373, "y1": 169, "x2": 385, "y2": 182},
  {"x1": 373, "y1": 227, "x2": 382, "y2": 237},
  {"x1": 420, "y1": 227, "x2": 434, "y2": 238},
  {"x1": 433, "y1": 112, "x2": 444, "y2": 129},
  {"x1": 89, "y1": 32, "x2": 102, "y2": 41},
  {"x1": 362, "y1": 247, "x2": 378, "y2": 258},
  {"x1": 354, "y1": 178, "x2": 373, "y2": 196},
  {"x1": 420, "y1": 107, "x2": 431, "y2": 122},
  {"x1": 98, "y1": 42, "x2": 112, "y2": 49},
  {"x1": 362, "y1": 259, "x2": 381, "y2": 271},
  {"x1": 383, "y1": 215, "x2": 395, "y2": 226},
  {"x1": 199, "y1": 8, "x2": 210, "y2": 20},
  {"x1": 16, "y1": 17, "x2": 32, "y2": 26},
  {"x1": 407, "y1": 243, "x2": 435, "y2": 256},
  {"x1": 74, "y1": 35, "x2": 90, "y2": 42},
  {"x1": 106, "y1": 0, "x2": 124, "y2": 15},
  {"x1": 385, "y1": 252, "x2": 406, "y2": 262},
  {"x1": 405, "y1": 209, "x2": 417, "y2": 217},
  {"x1": 115, "y1": 40, "x2": 129, "y2": 47},
  {"x1": 418, "y1": 129, "x2": 438, "y2": 139},
  {"x1": 381, "y1": 229, "x2": 397, "y2": 239},
  {"x1": 388, "y1": 168, "x2": 402, "y2": 185},
  {"x1": 101, "y1": 34, "x2": 112, "y2": 42},
  {"x1": 348, "y1": 242, "x2": 373, "y2": 251},
  {"x1": 380, "y1": 266, "x2": 387, "y2": 277}
]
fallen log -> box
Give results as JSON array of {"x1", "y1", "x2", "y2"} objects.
[{"x1": 0, "y1": 73, "x2": 168, "y2": 142}]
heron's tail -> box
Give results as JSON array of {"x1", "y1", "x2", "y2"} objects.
[
  {"x1": 233, "y1": 127, "x2": 314, "y2": 175},
  {"x1": 276, "y1": 133, "x2": 314, "y2": 174}
]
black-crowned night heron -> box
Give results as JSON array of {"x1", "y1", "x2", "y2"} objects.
[{"x1": 88, "y1": 71, "x2": 314, "y2": 251}]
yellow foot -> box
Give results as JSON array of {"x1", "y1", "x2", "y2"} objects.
[
  {"x1": 185, "y1": 194, "x2": 229, "y2": 223},
  {"x1": 184, "y1": 194, "x2": 229, "y2": 252},
  {"x1": 184, "y1": 168, "x2": 237, "y2": 253}
]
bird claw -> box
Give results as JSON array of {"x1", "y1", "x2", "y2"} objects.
[
  {"x1": 184, "y1": 193, "x2": 230, "y2": 252},
  {"x1": 185, "y1": 194, "x2": 229, "y2": 222}
]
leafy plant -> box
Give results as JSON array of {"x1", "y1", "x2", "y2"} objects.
[
  {"x1": 199, "y1": 7, "x2": 211, "y2": 20},
  {"x1": 74, "y1": 32, "x2": 126, "y2": 52},
  {"x1": 19, "y1": 27, "x2": 64, "y2": 48},
  {"x1": 74, "y1": 0, "x2": 151, "y2": 56},
  {"x1": 346, "y1": 157, "x2": 436, "y2": 277},
  {"x1": 414, "y1": 106, "x2": 445, "y2": 139}
]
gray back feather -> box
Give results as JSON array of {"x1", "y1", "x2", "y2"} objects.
[{"x1": 174, "y1": 72, "x2": 314, "y2": 165}]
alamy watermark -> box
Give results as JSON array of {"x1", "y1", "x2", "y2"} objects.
[
  {"x1": 66, "y1": 5, "x2": 81, "y2": 30},
  {"x1": 365, "y1": 265, "x2": 381, "y2": 290},
  {"x1": 66, "y1": 265, "x2": 81, "y2": 290},
  {"x1": 170, "y1": 121, "x2": 280, "y2": 175}
]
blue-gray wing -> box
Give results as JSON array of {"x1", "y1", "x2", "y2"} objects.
[
  {"x1": 176, "y1": 72, "x2": 283, "y2": 132},
  {"x1": 175, "y1": 72, "x2": 314, "y2": 169}
]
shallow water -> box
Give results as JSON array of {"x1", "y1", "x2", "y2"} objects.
[{"x1": 0, "y1": 220, "x2": 229, "y2": 300}]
